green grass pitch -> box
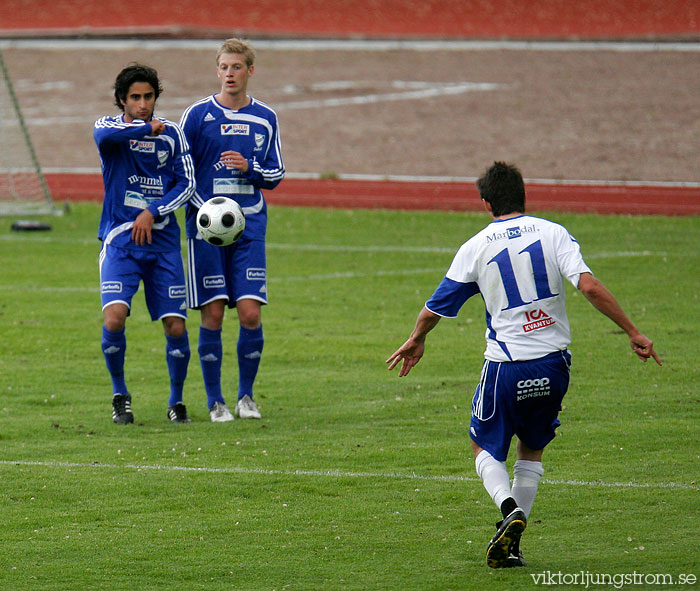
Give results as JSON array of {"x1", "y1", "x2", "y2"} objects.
[{"x1": 0, "y1": 203, "x2": 698, "y2": 590}]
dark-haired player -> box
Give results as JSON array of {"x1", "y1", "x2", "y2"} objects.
[
  {"x1": 387, "y1": 161, "x2": 661, "y2": 568},
  {"x1": 94, "y1": 64, "x2": 195, "y2": 424}
]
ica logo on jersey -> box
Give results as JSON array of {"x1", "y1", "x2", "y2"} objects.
[{"x1": 523, "y1": 308, "x2": 556, "y2": 333}]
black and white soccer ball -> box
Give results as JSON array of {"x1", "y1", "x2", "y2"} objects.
[{"x1": 196, "y1": 197, "x2": 245, "y2": 246}]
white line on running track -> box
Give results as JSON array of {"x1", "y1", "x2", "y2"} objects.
[
  {"x1": 37, "y1": 167, "x2": 700, "y2": 189},
  {"x1": 1, "y1": 460, "x2": 696, "y2": 490},
  {"x1": 3, "y1": 38, "x2": 700, "y2": 52}
]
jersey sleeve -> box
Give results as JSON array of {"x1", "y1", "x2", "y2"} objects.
[
  {"x1": 425, "y1": 277, "x2": 481, "y2": 318},
  {"x1": 93, "y1": 116, "x2": 155, "y2": 147},
  {"x1": 178, "y1": 108, "x2": 208, "y2": 209},
  {"x1": 552, "y1": 225, "x2": 592, "y2": 288},
  {"x1": 424, "y1": 239, "x2": 481, "y2": 316},
  {"x1": 145, "y1": 121, "x2": 196, "y2": 218}
]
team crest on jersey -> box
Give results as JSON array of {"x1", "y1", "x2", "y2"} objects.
[
  {"x1": 254, "y1": 133, "x2": 265, "y2": 148},
  {"x1": 221, "y1": 123, "x2": 250, "y2": 135},
  {"x1": 157, "y1": 150, "x2": 169, "y2": 166},
  {"x1": 130, "y1": 139, "x2": 155, "y2": 153}
]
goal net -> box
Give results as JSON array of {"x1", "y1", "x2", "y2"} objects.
[{"x1": 0, "y1": 50, "x2": 57, "y2": 216}]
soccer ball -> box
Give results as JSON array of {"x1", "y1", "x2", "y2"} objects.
[{"x1": 196, "y1": 197, "x2": 245, "y2": 246}]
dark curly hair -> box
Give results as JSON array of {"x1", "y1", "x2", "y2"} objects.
[
  {"x1": 113, "y1": 63, "x2": 163, "y2": 111},
  {"x1": 476, "y1": 161, "x2": 526, "y2": 216}
]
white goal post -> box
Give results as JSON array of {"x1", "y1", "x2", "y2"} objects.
[{"x1": 0, "y1": 50, "x2": 59, "y2": 216}]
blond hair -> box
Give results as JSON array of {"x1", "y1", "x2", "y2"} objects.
[{"x1": 216, "y1": 38, "x2": 256, "y2": 67}]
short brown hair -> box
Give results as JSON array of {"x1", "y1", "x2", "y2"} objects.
[{"x1": 216, "y1": 38, "x2": 256, "y2": 67}]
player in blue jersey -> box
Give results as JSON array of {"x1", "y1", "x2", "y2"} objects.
[
  {"x1": 94, "y1": 64, "x2": 196, "y2": 424},
  {"x1": 387, "y1": 162, "x2": 661, "y2": 568},
  {"x1": 179, "y1": 39, "x2": 285, "y2": 422}
]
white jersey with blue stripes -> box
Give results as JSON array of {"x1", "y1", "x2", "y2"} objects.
[
  {"x1": 425, "y1": 215, "x2": 592, "y2": 362},
  {"x1": 179, "y1": 95, "x2": 285, "y2": 240},
  {"x1": 93, "y1": 114, "x2": 195, "y2": 252}
]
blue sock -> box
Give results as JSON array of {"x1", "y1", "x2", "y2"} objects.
[
  {"x1": 102, "y1": 326, "x2": 127, "y2": 395},
  {"x1": 199, "y1": 326, "x2": 224, "y2": 408},
  {"x1": 166, "y1": 331, "x2": 190, "y2": 406},
  {"x1": 237, "y1": 324, "x2": 263, "y2": 400}
]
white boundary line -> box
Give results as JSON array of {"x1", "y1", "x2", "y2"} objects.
[
  {"x1": 40, "y1": 167, "x2": 700, "y2": 189},
  {"x1": 1, "y1": 460, "x2": 696, "y2": 490},
  {"x1": 3, "y1": 38, "x2": 700, "y2": 52}
]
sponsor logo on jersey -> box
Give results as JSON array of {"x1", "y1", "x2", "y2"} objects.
[
  {"x1": 246, "y1": 268, "x2": 266, "y2": 281},
  {"x1": 212, "y1": 178, "x2": 255, "y2": 195},
  {"x1": 204, "y1": 113, "x2": 216, "y2": 122},
  {"x1": 523, "y1": 308, "x2": 556, "y2": 333},
  {"x1": 101, "y1": 281, "x2": 123, "y2": 293},
  {"x1": 221, "y1": 123, "x2": 250, "y2": 135},
  {"x1": 124, "y1": 189, "x2": 161, "y2": 209},
  {"x1": 129, "y1": 139, "x2": 156, "y2": 153},
  {"x1": 124, "y1": 190, "x2": 146, "y2": 209},
  {"x1": 203, "y1": 275, "x2": 226, "y2": 289},
  {"x1": 516, "y1": 377, "x2": 551, "y2": 401},
  {"x1": 126, "y1": 175, "x2": 164, "y2": 198},
  {"x1": 169, "y1": 285, "x2": 186, "y2": 298},
  {"x1": 485, "y1": 224, "x2": 537, "y2": 243}
]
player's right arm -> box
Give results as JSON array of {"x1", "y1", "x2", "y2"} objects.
[
  {"x1": 386, "y1": 307, "x2": 442, "y2": 377},
  {"x1": 93, "y1": 116, "x2": 158, "y2": 148},
  {"x1": 178, "y1": 107, "x2": 208, "y2": 209},
  {"x1": 577, "y1": 272, "x2": 661, "y2": 365}
]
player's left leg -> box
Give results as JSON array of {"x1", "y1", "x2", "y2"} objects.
[
  {"x1": 512, "y1": 442, "x2": 545, "y2": 520},
  {"x1": 508, "y1": 349, "x2": 572, "y2": 566},
  {"x1": 503, "y1": 442, "x2": 544, "y2": 567},
  {"x1": 145, "y1": 250, "x2": 190, "y2": 422},
  {"x1": 235, "y1": 298, "x2": 263, "y2": 419},
  {"x1": 162, "y1": 316, "x2": 191, "y2": 423},
  {"x1": 230, "y1": 237, "x2": 267, "y2": 419}
]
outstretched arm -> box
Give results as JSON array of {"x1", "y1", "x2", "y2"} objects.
[
  {"x1": 386, "y1": 307, "x2": 442, "y2": 377},
  {"x1": 577, "y1": 272, "x2": 661, "y2": 365}
]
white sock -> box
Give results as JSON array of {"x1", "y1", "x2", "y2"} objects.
[
  {"x1": 475, "y1": 450, "x2": 512, "y2": 509},
  {"x1": 511, "y1": 459, "x2": 544, "y2": 518}
]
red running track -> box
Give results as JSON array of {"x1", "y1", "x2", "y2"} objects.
[
  {"x1": 45, "y1": 174, "x2": 700, "y2": 216},
  {"x1": 2, "y1": 0, "x2": 699, "y2": 39}
]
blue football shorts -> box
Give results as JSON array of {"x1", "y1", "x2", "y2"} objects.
[
  {"x1": 469, "y1": 350, "x2": 572, "y2": 461},
  {"x1": 99, "y1": 244, "x2": 187, "y2": 321},
  {"x1": 186, "y1": 236, "x2": 268, "y2": 309}
]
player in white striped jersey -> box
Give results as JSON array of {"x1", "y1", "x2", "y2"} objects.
[
  {"x1": 94, "y1": 64, "x2": 196, "y2": 424},
  {"x1": 179, "y1": 39, "x2": 285, "y2": 422},
  {"x1": 387, "y1": 162, "x2": 661, "y2": 568}
]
